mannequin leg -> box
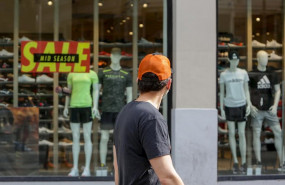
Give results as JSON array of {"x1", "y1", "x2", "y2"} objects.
[
  {"x1": 237, "y1": 121, "x2": 246, "y2": 164},
  {"x1": 227, "y1": 121, "x2": 238, "y2": 163},
  {"x1": 252, "y1": 127, "x2": 262, "y2": 163},
  {"x1": 69, "y1": 123, "x2": 80, "y2": 176},
  {"x1": 99, "y1": 130, "x2": 110, "y2": 166},
  {"x1": 81, "y1": 121, "x2": 93, "y2": 176},
  {"x1": 270, "y1": 124, "x2": 284, "y2": 165}
]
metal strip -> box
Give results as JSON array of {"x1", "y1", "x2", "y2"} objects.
[
  {"x1": 0, "y1": 176, "x2": 114, "y2": 182},
  {"x1": 281, "y1": 81, "x2": 285, "y2": 165},
  {"x1": 218, "y1": 174, "x2": 285, "y2": 181},
  {"x1": 162, "y1": 0, "x2": 168, "y2": 120},
  {"x1": 132, "y1": 0, "x2": 138, "y2": 98},
  {"x1": 13, "y1": 0, "x2": 19, "y2": 107},
  {"x1": 53, "y1": 0, "x2": 59, "y2": 172},
  {"x1": 247, "y1": 0, "x2": 252, "y2": 71},
  {"x1": 93, "y1": 0, "x2": 100, "y2": 168},
  {"x1": 281, "y1": 0, "x2": 285, "y2": 167},
  {"x1": 93, "y1": 0, "x2": 99, "y2": 72},
  {"x1": 245, "y1": 0, "x2": 253, "y2": 167}
]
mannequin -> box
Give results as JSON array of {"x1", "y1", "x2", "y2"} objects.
[
  {"x1": 63, "y1": 70, "x2": 100, "y2": 176},
  {"x1": 98, "y1": 47, "x2": 132, "y2": 168},
  {"x1": 219, "y1": 51, "x2": 251, "y2": 174},
  {"x1": 249, "y1": 50, "x2": 284, "y2": 170}
]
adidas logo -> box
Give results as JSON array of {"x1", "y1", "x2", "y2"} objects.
[{"x1": 257, "y1": 75, "x2": 271, "y2": 89}]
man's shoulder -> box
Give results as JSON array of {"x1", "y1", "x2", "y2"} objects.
[
  {"x1": 122, "y1": 101, "x2": 162, "y2": 118},
  {"x1": 129, "y1": 101, "x2": 156, "y2": 111}
]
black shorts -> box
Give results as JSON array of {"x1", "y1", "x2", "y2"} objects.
[
  {"x1": 100, "y1": 112, "x2": 118, "y2": 130},
  {"x1": 70, "y1": 107, "x2": 92, "y2": 124},
  {"x1": 225, "y1": 105, "x2": 247, "y2": 122}
]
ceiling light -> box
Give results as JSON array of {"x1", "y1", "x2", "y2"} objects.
[
  {"x1": 139, "y1": 24, "x2": 144, "y2": 28},
  {"x1": 120, "y1": 22, "x2": 123, "y2": 25},
  {"x1": 266, "y1": 32, "x2": 270, "y2": 35},
  {"x1": 126, "y1": 17, "x2": 130, "y2": 20},
  {"x1": 143, "y1": 3, "x2": 148, "y2": 8},
  {"x1": 129, "y1": 32, "x2": 133, "y2": 36},
  {"x1": 256, "y1": 17, "x2": 260, "y2": 22},
  {"x1": 256, "y1": 32, "x2": 260, "y2": 36},
  {"x1": 110, "y1": 26, "x2": 114, "y2": 30},
  {"x1": 47, "y1": 0, "x2": 53, "y2": 6},
  {"x1": 130, "y1": 3, "x2": 133, "y2": 7},
  {"x1": 122, "y1": 20, "x2": 126, "y2": 23},
  {"x1": 107, "y1": 30, "x2": 111, "y2": 33},
  {"x1": 252, "y1": 35, "x2": 255, "y2": 38},
  {"x1": 98, "y1": 2, "x2": 103, "y2": 6}
]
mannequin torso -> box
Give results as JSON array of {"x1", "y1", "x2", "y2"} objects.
[
  {"x1": 249, "y1": 50, "x2": 280, "y2": 114},
  {"x1": 219, "y1": 57, "x2": 251, "y2": 118},
  {"x1": 98, "y1": 50, "x2": 132, "y2": 112}
]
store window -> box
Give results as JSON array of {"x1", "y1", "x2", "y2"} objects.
[
  {"x1": 218, "y1": 0, "x2": 285, "y2": 178},
  {"x1": 0, "y1": 0, "x2": 166, "y2": 179}
]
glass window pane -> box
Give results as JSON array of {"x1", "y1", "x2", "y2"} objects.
[
  {"x1": 218, "y1": 0, "x2": 285, "y2": 177},
  {"x1": 0, "y1": 0, "x2": 165, "y2": 179}
]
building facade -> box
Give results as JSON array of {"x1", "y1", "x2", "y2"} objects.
[{"x1": 0, "y1": 0, "x2": 285, "y2": 185}]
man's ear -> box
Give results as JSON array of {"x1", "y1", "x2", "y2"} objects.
[
  {"x1": 166, "y1": 78, "x2": 172, "y2": 90},
  {"x1": 136, "y1": 78, "x2": 138, "y2": 83}
]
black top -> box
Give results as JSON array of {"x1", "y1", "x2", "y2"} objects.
[
  {"x1": 114, "y1": 101, "x2": 171, "y2": 185},
  {"x1": 98, "y1": 67, "x2": 132, "y2": 112},
  {"x1": 249, "y1": 69, "x2": 280, "y2": 110}
]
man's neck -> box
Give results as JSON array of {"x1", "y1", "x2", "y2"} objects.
[{"x1": 136, "y1": 90, "x2": 165, "y2": 109}]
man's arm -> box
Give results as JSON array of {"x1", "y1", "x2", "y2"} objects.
[
  {"x1": 113, "y1": 145, "x2": 119, "y2": 185},
  {"x1": 150, "y1": 155, "x2": 184, "y2": 185}
]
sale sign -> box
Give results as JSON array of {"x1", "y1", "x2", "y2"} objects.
[{"x1": 21, "y1": 41, "x2": 90, "y2": 73}]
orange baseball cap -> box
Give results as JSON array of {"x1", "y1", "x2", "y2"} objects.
[{"x1": 138, "y1": 53, "x2": 171, "y2": 81}]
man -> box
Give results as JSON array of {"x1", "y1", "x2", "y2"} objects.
[{"x1": 113, "y1": 53, "x2": 184, "y2": 185}]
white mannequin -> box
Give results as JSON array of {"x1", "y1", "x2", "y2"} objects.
[
  {"x1": 63, "y1": 75, "x2": 100, "y2": 176},
  {"x1": 219, "y1": 56, "x2": 251, "y2": 167},
  {"x1": 251, "y1": 50, "x2": 284, "y2": 166},
  {"x1": 98, "y1": 50, "x2": 132, "y2": 166}
]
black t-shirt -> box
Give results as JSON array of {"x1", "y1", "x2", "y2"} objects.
[
  {"x1": 98, "y1": 67, "x2": 132, "y2": 112},
  {"x1": 249, "y1": 69, "x2": 280, "y2": 110},
  {"x1": 114, "y1": 101, "x2": 171, "y2": 185}
]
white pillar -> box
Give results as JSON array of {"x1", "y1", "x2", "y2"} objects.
[{"x1": 172, "y1": 0, "x2": 217, "y2": 184}]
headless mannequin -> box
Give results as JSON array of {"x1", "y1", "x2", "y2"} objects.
[
  {"x1": 251, "y1": 51, "x2": 284, "y2": 165},
  {"x1": 98, "y1": 52, "x2": 132, "y2": 166},
  {"x1": 63, "y1": 78, "x2": 100, "y2": 176},
  {"x1": 220, "y1": 58, "x2": 251, "y2": 166}
]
